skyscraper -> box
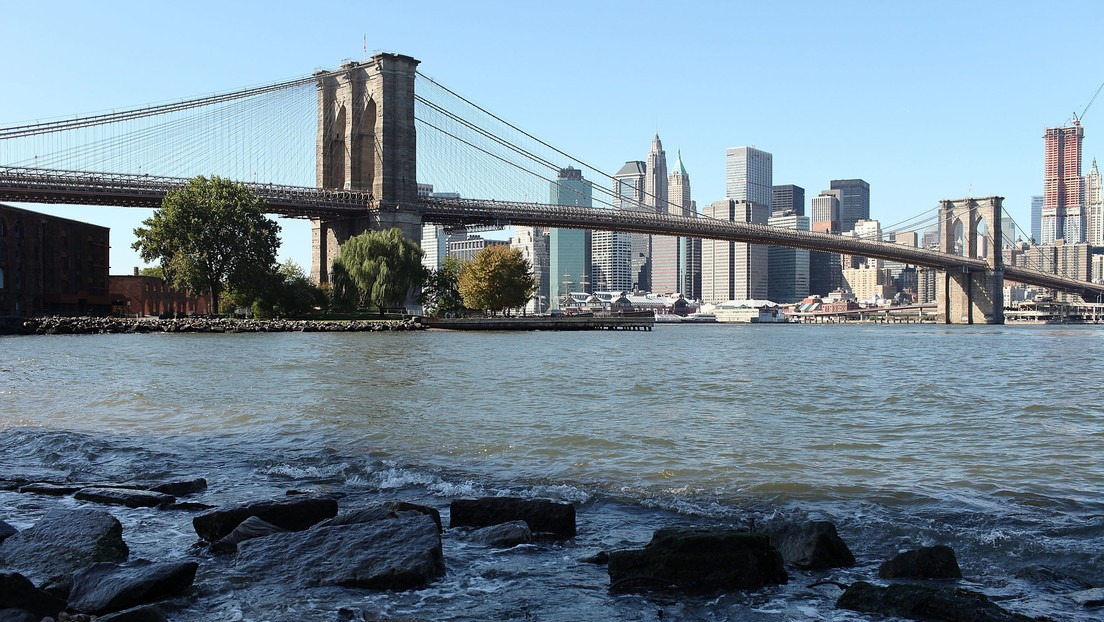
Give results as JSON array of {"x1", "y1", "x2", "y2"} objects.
[
  {"x1": 641, "y1": 135, "x2": 668, "y2": 292},
  {"x1": 701, "y1": 199, "x2": 769, "y2": 303},
  {"x1": 725, "y1": 147, "x2": 773, "y2": 205},
  {"x1": 767, "y1": 213, "x2": 811, "y2": 303},
  {"x1": 1042, "y1": 124, "x2": 1085, "y2": 244},
  {"x1": 653, "y1": 148, "x2": 692, "y2": 295},
  {"x1": 1085, "y1": 159, "x2": 1102, "y2": 246},
  {"x1": 604, "y1": 160, "x2": 646, "y2": 291},
  {"x1": 549, "y1": 167, "x2": 593, "y2": 309},
  {"x1": 772, "y1": 184, "x2": 805, "y2": 217},
  {"x1": 809, "y1": 190, "x2": 842, "y2": 296},
  {"x1": 830, "y1": 179, "x2": 870, "y2": 233},
  {"x1": 1030, "y1": 195, "x2": 1043, "y2": 244},
  {"x1": 510, "y1": 227, "x2": 548, "y2": 314}
]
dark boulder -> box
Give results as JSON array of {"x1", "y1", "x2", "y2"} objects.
[
  {"x1": 211, "y1": 516, "x2": 286, "y2": 553},
  {"x1": 0, "y1": 521, "x2": 15, "y2": 544},
  {"x1": 192, "y1": 495, "x2": 338, "y2": 542},
  {"x1": 469, "y1": 520, "x2": 532, "y2": 548},
  {"x1": 450, "y1": 497, "x2": 575, "y2": 538},
  {"x1": 836, "y1": 581, "x2": 1036, "y2": 621},
  {"x1": 75, "y1": 487, "x2": 176, "y2": 509},
  {"x1": 0, "y1": 509, "x2": 129, "y2": 587},
  {"x1": 0, "y1": 609, "x2": 39, "y2": 622},
  {"x1": 879, "y1": 544, "x2": 962, "y2": 579},
  {"x1": 0, "y1": 572, "x2": 65, "y2": 618},
  {"x1": 608, "y1": 527, "x2": 787, "y2": 594},
  {"x1": 18, "y1": 482, "x2": 84, "y2": 496},
  {"x1": 67, "y1": 559, "x2": 197, "y2": 615},
  {"x1": 769, "y1": 521, "x2": 855, "y2": 570},
  {"x1": 235, "y1": 513, "x2": 444, "y2": 590}
]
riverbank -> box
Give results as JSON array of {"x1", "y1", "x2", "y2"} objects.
[{"x1": 0, "y1": 316, "x2": 425, "y2": 336}]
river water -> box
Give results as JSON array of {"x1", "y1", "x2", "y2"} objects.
[{"x1": 0, "y1": 324, "x2": 1101, "y2": 620}]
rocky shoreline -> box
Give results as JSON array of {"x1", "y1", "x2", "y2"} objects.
[
  {"x1": 0, "y1": 316, "x2": 425, "y2": 336},
  {"x1": 2, "y1": 475, "x2": 1098, "y2": 621}
]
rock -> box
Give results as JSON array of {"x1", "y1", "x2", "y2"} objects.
[
  {"x1": 1071, "y1": 587, "x2": 1104, "y2": 607},
  {"x1": 384, "y1": 501, "x2": 442, "y2": 533},
  {"x1": 878, "y1": 544, "x2": 962, "y2": 579},
  {"x1": 211, "y1": 516, "x2": 286, "y2": 553},
  {"x1": 580, "y1": 551, "x2": 609, "y2": 565},
  {"x1": 75, "y1": 488, "x2": 176, "y2": 509},
  {"x1": 0, "y1": 509, "x2": 129, "y2": 587},
  {"x1": 1014, "y1": 565, "x2": 1093, "y2": 592},
  {"x1": 449, "y1": 497, "x2": 575, "y2": 538},
  {"x1": 769, "y1": 521, "x2": 855, "y2": 570},
  {"x1": 469, "y1": 520, "x2": 532, "y2": 548},
  {"x1": 18, "y1": 482, "x2": 85, "y2": 496},
  {"x1": 192, "y1": 495, "x2": 338, "y2": 542},
  {"x1": 235, "y1": 513, "x2": 444, "y2": 590},
  {"x1": 0, "y1": 521, "x2": 15, "y2": 544},
  {"x1": 607, "y1": 528, "x2": 788, "y2": 594},
  {"x1": 836, "y1": 581, "x2": 1036, "y2": 621},
  {"x1": 147, "y1": 478, "x2": 207, "y2": 497},
  {"x1": 0, "y1": 572, "x2": 66, "y2": 618},
  {"x1": 0, "y1": 609, "x2": 39, "y2": 622},
  {"x1": 96, "y1": 604, "x2": 167, "y2": 622},
  {"x1": 67, "y1": 560, "x2": 197, "y2": 615}
]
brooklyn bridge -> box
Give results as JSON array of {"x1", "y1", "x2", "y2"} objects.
[{"x1": 2, "y1": 52, "x2": 1100, "y2": 323}]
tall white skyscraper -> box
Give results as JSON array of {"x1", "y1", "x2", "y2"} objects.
[
  {"x1": 598, "y1": 161, "x2": 645, "y2": 292},
  {"x1": 1085, "y1": 159, "x2": 1103, "y2": 246},
  {"x1": 725, "y1": 146, "x2": 773, "y2": 206},
  {"x1": 510, "y1": 227, "x2": 549, "y2": 314},
  {"x1": 701, "y1": 199, "x2": 769, "y2": 303}
]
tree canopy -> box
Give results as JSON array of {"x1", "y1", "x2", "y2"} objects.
[
  {"x1": 418, "y1": 256, "x2": 466, "y2": 317},
  {"x1": 458, "y1": 245, "x2": 537, "y2": 315},
  {"x1": 132, "y1": 175, "x2": 280, "y2": 313},
  {"x1": 331, "y1": 228, "x2": 425, "y2": 314}
]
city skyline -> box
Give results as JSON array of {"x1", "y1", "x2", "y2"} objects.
[{"x1": 3, "y1": 1, "x2": 1104, "y2": 273}]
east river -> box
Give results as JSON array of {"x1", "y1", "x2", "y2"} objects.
[{"x1": 1, "y1": 324, "x2": 1101, "y2": 620}]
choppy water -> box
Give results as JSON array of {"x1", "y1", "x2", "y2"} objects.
[{"x1": 1, "y1": 324, "x2": 1102, "y2": 620}]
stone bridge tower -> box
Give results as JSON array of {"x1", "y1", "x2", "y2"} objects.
[
  {"x1": 311, "y1": 53, "x2": 422, "y2": 283},
  {"x1": 936, "y1": 196, "x2": 1004, "y2": 324}
]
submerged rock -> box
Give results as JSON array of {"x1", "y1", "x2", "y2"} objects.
[
  {"x1": 147, "y1": 478, "x2": 207, "y2": 497},
  {"x1": 0, "y1": 509, "x2": 129, "y2": 587},
  {"x1": 234, "y1": 513, "x2": 444, "y2": 590},
  {"x1": 18, "y1": 482, "x2": 85, "y2": 496},
  {"x1": 450, "y1": 497, "x2": 575, "y2": 538},
  {"x1": 75, "y1": 487, "x2": 176, "y2": 509},
  {"x1": 1071, "y1": 587, "x2": 1104, "y2": 607},
  {"x1": 468, "y1": 520, "x2": 532, "y2": 548},
  {"x1": 95, "y1": 604, "x2": 168, "y2": 622},
  {"x1": 192, "y1": 495, "x2": 338, "y2": 542},
  {"x1": 607, "y1": 527, "x2": 787, "y2": 594},
  {"x1": 211, "y1": 516, "x2": 286, "y2": 553},
  {"x1": 878, "y1": 544, "x2": 962, "y2": 579},
  {"x1": 0, "y1": 571, "x2": 66, "y2": 619},
  {"x1": 769, "y1": 520, "x2": 855, "y2": 570},
  {"x1": 67, "y1": 560, "x2": 197, "y2": 615},
  {"x1": 836, "y1": 581, "x2": 1035, "y2": 621}
]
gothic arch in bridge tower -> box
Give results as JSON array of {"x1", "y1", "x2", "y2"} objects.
[
  {"x1": 936, "y1": 197, "x2": 1005, "y2": 324},
  {"x1": 311, "y1": 54, "x2": 422, "y2": 284}
]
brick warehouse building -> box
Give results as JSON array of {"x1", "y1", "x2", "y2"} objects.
[
  {"x1": 110, "y1": 269, "x2": 212, "y2": 317},
  {"x1": 0, "y1": 203, "x2": 111, "y2": 317}
]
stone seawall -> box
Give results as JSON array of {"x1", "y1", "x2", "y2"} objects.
[{"x1": 0, "y1": 317, "x2": 425, "y2": 336}]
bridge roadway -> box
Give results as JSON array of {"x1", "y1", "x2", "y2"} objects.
[{"x1": 2, "y1": 166, "x2": 1102, "y2": 299}]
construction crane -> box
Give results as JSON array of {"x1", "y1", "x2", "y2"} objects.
[{"x1": 1071, "y1": 79, "x2": 1104, "y2": 126}]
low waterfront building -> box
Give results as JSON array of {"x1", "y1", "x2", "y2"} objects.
[
  {"x1": 109, "y1": 268, "x2": 212, "y2": 317},
  {"x1": 0, "y1": 203, "x2": 111, "y2": 317},
  {"x1": 712, "y1": 299, "x2": 786, "y2": 323}
]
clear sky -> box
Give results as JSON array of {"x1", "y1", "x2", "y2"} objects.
[{"x1": 3, "y1": 0, "x2": 1103, "y2": 274}]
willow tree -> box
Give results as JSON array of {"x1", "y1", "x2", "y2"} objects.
[
  {"x1": 132, "y1": 175, "x2": 280, "y2": 313},
  {"x1": 330, "y1": 228, "x2": 425, "y2": 314},
  {"x1": 458, "y1": 245, "x2": 537, "y2": 315}
]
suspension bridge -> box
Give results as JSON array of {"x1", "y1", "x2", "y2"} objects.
[{"x1": 1, "y1": 52, "x2": 1101, "y2": 323}]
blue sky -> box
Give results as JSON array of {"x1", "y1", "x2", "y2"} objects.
[{"x1": 3, "y1": 1, "x2": 1103, "y2": 273}]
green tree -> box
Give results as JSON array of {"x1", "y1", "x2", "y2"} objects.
[
  {"x1": 458, "y1": 245, "x2": 537, "y2": 315},
  {"x1": 273, "y1": 260, "x2": 326, "y2": 317},
  {"x1": 418, "y1": 256, "x2": 466, "y2": 317},
  {"x1": 330, "y1": 228, "x2": 425, "y2": 315},
  {"x1": 132, "y1": 175, "x2": 280, "y2": 314}
]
